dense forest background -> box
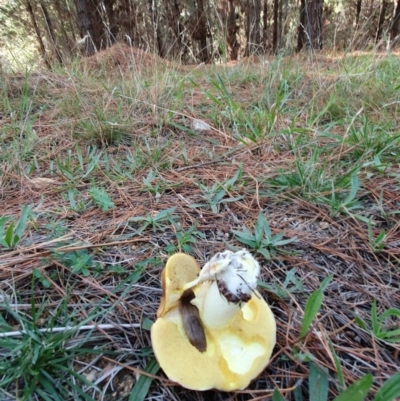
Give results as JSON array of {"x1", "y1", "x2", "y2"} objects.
[{"x1": 0, "y1": 0, "x2": 400, "y2": 67}]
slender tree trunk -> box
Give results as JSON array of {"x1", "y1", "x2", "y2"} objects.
[
  {"x1": 355, "y1": 0, "x2": 362, "y2": 29},
  {"x1": 53, "y1": 1, "x2": 74, "y2": 55},
  {"x1": 390, "y1": 0, "x2": 400, "y2": 45},
  {"x1": 263, "y1": 0, "x2": 268, "y2": 51},
  {"x1": 273, "y1": 0, "x2": 278, "y2": 53},
  {"x1": 25, "y1": 0, "x2": 51, "y2": 68},
  {"x1": 74, "y1": 0, "x2": 96, "y2": 55},
  {"x1": 40, "y1": 2, "x2": 63, "y2": 64},
  {"x1": 104, "y1": 0, "x2": 118, "y2": 43},
  {"x1": 165, "y1": 0, "x2": 186, "y2": 57},
  {"x1": 278, "y1": 0, "x2": 283, "y2": 47},
  {"x1": 246, "y1": 0, "x2": 261, "y2": 55},
  {"x1": 375, "y1": 0, "x2": 388, "y2": 43},
  {"x1": 297, "y1": 0, "x2": 324, "y2": 51},
  {"x1": 196, "y1": 0, "x2": 209, "y2": 62},
  {"x1": 86, "y1": 0, "x2": 104, "y2": 50},
  {"x1": 227, "y1": 0, "x2": 239, "y2": 59},
  {"x1": 148, "y1": 0, "x2": 164, "y2": 56}
]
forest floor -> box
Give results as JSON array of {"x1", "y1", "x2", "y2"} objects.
[{"x1": 0, "y1": 45, "x2": 400, "y2": 401}]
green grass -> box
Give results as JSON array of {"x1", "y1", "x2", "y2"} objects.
[{"x1": 1, "y1": 48, "x2": 400, "y2": 400}]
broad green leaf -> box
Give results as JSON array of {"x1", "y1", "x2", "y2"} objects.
[
  {"x1": 309, "y1": 362, "x2": 329, "y2": 401},
  {"x1": 212, "y1": 189, "x2": 226, "y2": 204},
  {"x1": 257, "y1": 212, "x2": 271, "y2": 238},
  {"x1": 5, "y1": 221, "x2": 15, "y2": 247},
  {"x1": 257, "y1": 247, "x2": 272, "y2": 260},
  {"x1": 154, "y1": 207, "x2": 176, "y2": 220},
  {"x1": 129, "y1": 358, "x2": 160, "y2": 401},
  {"x1": 141, "y1": 318, "x2": 154, "y2": 331},
  {"x1": 300, "y1": 276, "x2": 332, "y2": 338},
  {"x1": 272, "y1": 388, "x2": 286, "y2": 401},
  {"x1": 232, "y1": 228, "x2": 255, "y2": 242},
  {"x1": 274, "y1": 237, "x2": 297, "y2": 246},
  {"x1": 374, "y1": 230, "x2": 386, "y2": 245},
  {"x1": 343, "y1": 174, "x2": 359, "y2": 205},
  {"x1": 333, "y1": 374, "x2": 372, "y2": 401},
  {"x1": 373, "y1": 372, "x2": 400, "y2": 401},
  {"x1": 15, "y1": 204, "x2": 31, "y2": 238},
  {"x1": 89, "y1": 187, "x2": 115, "y2": 211},
  {"x1": 225, "y1": 164, "x2": 242, "y2": 189},
  {"x1": 294, "y1": 385, "x2": 304, "y2": 401}
]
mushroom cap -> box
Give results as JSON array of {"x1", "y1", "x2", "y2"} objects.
[{"x1": 151, "y1": 253, "x2": 276, "y2": 391}]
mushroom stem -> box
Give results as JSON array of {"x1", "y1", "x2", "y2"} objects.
[{"x1": 192, "y1": 281, "x2": 241, "y2": 329}]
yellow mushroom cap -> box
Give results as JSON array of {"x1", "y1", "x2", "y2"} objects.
[{"x1": 151, "y1": 252, "x2": 276, "y2": 391}]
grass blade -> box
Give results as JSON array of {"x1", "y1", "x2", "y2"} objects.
[
  {"x1": 332, "y1": 374, "x2": 373, "y2": 401},
  {"x1": 129, "y1": 358, "x2": 160, "y2": 401},
  {"x1": 272, "y1": 388, "x2": 286, "y2": 401},
  {"x1": 373, "y1": 372, "x2": 400, "y2": 401},
  {"x1": 300, "y1": 276, "x2": 332, "y2": 338},
  {"x1": 309, "y1": 362, "x2": 329, "y2": 401}
]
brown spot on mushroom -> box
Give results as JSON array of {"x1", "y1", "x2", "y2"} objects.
[{"x1": 179, "y1": 289, "x2": 207, "y2": 352}]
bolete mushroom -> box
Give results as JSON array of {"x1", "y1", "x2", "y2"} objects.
[{"x1": 151, "y1": 249, "x2": 276, "y2": 391}]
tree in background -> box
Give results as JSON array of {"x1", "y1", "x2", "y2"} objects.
[
  {"x1": 0, "y1": 0, "x2": 398, "y2": 68},
  {"x1": 297, "y1": 0, "x2": 324, "y2": 51}
]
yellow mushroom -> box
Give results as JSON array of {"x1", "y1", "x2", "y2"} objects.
[{"x1": 151, "y1": 250, "x2": 276, "y2": 391}]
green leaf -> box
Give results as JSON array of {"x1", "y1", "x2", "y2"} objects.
[
  {"x1": 5, "y1": 221, "x2": 15, "y2": 247},
  {"x1": 328, "y1": 338, "x2": 345, "y2": 391},
  {"x1": 141, "y1": 318, "x2": 154, "y2": 331},
  {"x1": 272, "y1": 388, "x2": 286, "y2": 401},
  {"x1": 343, "y1": 174, "x2": 359, "y2": 205},
  {"x1": 273, "y1": 237, "x2": 297, "y2": 246},
  {"x1": 333, "y1": 374, "x2": 373, "y2": 401},
  {"x1": 257, "y1": 212, "x2": 271, "y2": 238},
  {"x1": 374, "y1": 230, "x2": 386, "y2": 245},
  {"x1": 257, "y1": 247, "x2": 272, "y2": 260},
  {"x1": 371, "y1": 300, "x2": 380, "y2": 335},
  {"x1": 129, "y1": 358, "x2": 160, "y2": 401},
  {"x1": 309, "y1": 362, "x2": 329, "y2": 401},
  {"x1": 89, "y1": 187, "x2": 115, "y2": 212},
  {"x1": 15, "y1": 204, "x2": 31, "y2": 238},
  {"x1": 379, "y1": 308, "x2": 400, "y2": 321},
  {"x1": 373, "y1": 372, "x2": 400, "y2": 401},
  {"x1": 300, "y1": 276, "x2": 332, "y2": 338}
]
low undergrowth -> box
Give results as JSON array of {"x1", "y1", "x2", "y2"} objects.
[{"x1": 1, "y1": 47, "x2": 400, "y2": 400}]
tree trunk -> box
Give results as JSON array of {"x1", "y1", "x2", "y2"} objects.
[
  {"x1": 104, "y1": 0, "x2": 118, "y2": 43},
  {"x1": 355, "y1": 0, "x2": 362, "y2": 29},
  {"x1": 227, "y1": 0, "x2": 240, "y2": 60},
  {"x1": 375, "y1": 0, "x2": 388, "y2": 44},
  {"x1": 53, "y1": 0, "x2": 74, "y2": 55},
  {"x1": 148, "y1": 0, "x2": 164, "y2": 56},
  {"x1": 86, "y1": 0, "x2": 104, "y2": 50},
  {"x1": 246, "y1": 0, "x2": 261, "y2": 55},
  {"x1": 278, "y1": 0, "x2": 283, "y2": 46},
  {"x1": 24, "y1": 0, "x2": 51, "y2": 68},
  {"x1": 74, "y1": 0, "x2": 95, "y2": 55},
  {"x1": 263, "y1": 0, "x2": 268, "y2": 51},
  {"x1": 165, "y1": 0, "x2": 186, "y2": 58},
  {"x1": 297, "y1": 0, "x2": 324, "y2": 51},
  {"x1": 196, "y1": 0, "x2": 209, "y2": 62},
  {"x1": 390, "y1": 0, "x2": 400, "y2": 45},
  {"x1": 272, "y1": 0, "x2": 278, "y2": 53},
  {"x1": 40, "y1": 2, "x2": 63, "y2": 64}
]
